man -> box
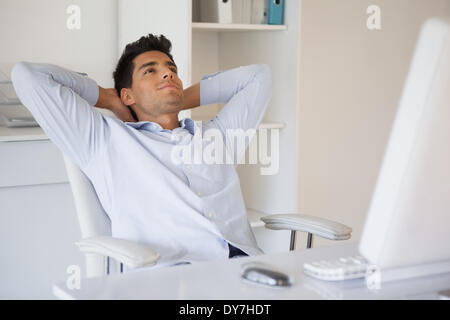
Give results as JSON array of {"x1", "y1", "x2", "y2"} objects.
[{"x1": 11, "y1": 34, "x2": 273, "y2": 268}]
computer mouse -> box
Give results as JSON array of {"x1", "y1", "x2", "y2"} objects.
[{"x1": 241, "y1": 263, "x2": 292, "y2": 287}]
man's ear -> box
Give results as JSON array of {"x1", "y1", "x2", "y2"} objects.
[{"x1": 120, "y1": 88, "x2": 135, "y2": 106}]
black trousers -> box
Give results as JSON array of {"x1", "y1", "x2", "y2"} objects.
[
  {"x1": 228, "y1": 243, "x2": 249, "y2": 258},
  {"x1": 171, "y1": 243, "x2": 249, "y2": 266}
]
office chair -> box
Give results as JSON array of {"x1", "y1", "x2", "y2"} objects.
[
  {"x1": 62, "y1": 153, "x2": 159, "y2": 278},
  {"x1": 63, "y1": 154, "x2": 352, "y2": 277},
  {"x1": 260, "y1": 214, "x2": 352, "y2": 251}
]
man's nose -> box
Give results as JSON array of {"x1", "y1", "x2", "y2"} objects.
[{"x1": 163, "y1": 69, "x2": 175, "y2": 79}]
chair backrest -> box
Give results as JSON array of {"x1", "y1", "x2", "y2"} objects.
[{"x1": 62, "y1": 153, "x2": 111, "y2": 238}]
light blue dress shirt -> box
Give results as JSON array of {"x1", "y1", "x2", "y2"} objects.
[{"x1": 11, "y1": 61, "x2": 273, "y2": 267}]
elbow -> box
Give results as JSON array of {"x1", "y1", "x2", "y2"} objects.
[
  {"x1": 259, "y1": 64, "x2": 272, "y2": 77},
  {"x1": 11, "y1": 62, "x2": 42, "y2": 104},
  {"x1": 11, "y1": 61, "x2": 34, "y2": 86},
  {"x1": 257, "y1": 64, "x2": 273, "y2": 93}
]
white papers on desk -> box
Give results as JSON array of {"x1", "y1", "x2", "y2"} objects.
[
  {"x1": 0, "y1": 104, "x2": 39, "y2": 128},
  {"x1": 0, "y1": 83, "x2": 20, "y2": 105},
  {"x1": 0, "y1": 69, "x2": 21, "y2": 104},
  {"x1": 0, "y1": 70, "x2": 10, "y2": 83},
  {"x1": 0, "y1": 114, "x2": 39, "y2": 127}
]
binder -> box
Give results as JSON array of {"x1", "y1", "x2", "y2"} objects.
[
  {"x1": 199, "y1": 0, "x2": 233, "y2": 24},
  {"x1": 251, "y1": 0, "x2": 268, "y2": 24},
  {"x1": 232, "y1": 0, "x2": 242, "y2": 23},
  {"x1": 232, "y1": 0, "x2": 252, "y2": 24},
  {"x1": 192, "y1": 0, "x2": 201, "y2": 22},
  {"x1": 268, "y1": 0, "x2": 284, "y2": 25},
  {"x1": 241, "y1": 0, "x2": 252, "y2": 24}
]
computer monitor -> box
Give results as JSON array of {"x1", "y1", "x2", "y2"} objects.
[{"x1": 359, "y1": 17, "x2": 450, "y2": 271}]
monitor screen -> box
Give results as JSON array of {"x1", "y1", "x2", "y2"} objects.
[{"x1": 359, "y1": 17, "x2": 450, "y2": 270}]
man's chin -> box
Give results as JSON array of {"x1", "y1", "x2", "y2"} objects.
[{"x1": 163, "y1": 103, "x2": 184, "y2": 114}]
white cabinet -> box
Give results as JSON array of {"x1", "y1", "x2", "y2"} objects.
[
  {"x1": 118, "y1": 0, "x2": 301, "y2": 253},
  {"x1": 0, "y1": 139, "x2": 85, "y2": 299},
  {"x1": 0, "y1": 140, "x2": 67, "y2": 187}
]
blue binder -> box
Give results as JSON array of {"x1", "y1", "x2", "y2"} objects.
[{"x1": 268, "y1": 0, "x2": 284, "y2": 25}]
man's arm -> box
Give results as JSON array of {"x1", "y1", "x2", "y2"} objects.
[
  {"x1": 96, "y1": 87, "x2": 136, "y2": 122},
  {"x1": 11, "y1": 61, "x2": 110, "y2": 169},
  {"x1": 200, "y1": 64, "x2": 272, "y2": 131},
  {"x1": 180, "y1": 65, "x2": 272, "y2": 123},
  {"x1": 199, "y1": 64, "x2": 273, "y2": 162},
  {"x1": 181, "y1": 82, "x2": 200, "y2": 111}
]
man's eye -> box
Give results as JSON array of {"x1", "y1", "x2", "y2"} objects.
[{"x1": 144, "y1": 68, "x2": 177, "y2": 75}]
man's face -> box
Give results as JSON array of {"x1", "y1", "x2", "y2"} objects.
[{"x1": 121, "y1": 50, "x2": 184, "y2": 118}]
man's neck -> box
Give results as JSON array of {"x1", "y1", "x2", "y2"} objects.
[{"x1": 138, "y1": 112, "x2": 180, "y2": 130}]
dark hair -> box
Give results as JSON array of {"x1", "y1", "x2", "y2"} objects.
[{"x1": 113, "y1": 34, "x2": 175, "y2": 121}]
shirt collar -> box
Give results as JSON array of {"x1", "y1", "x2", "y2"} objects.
[
  {"x1": 180, "y1": 118, "x2": 196, "y2": 135},
  {"x1": 124, "y1": 118, "x2": 196, "y2": 135}
]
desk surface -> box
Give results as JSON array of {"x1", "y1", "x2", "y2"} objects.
[
  {"x1": 0, "y1": 126, "x2": 47, "y2": 142},
  {"x1": 53, "y1": 243, "x2": 450, "y2": 300}
]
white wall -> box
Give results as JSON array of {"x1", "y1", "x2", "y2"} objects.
[
  {"x1": 0, "y1": 0, "x2": 118, "y2": 86},
  {"x1": 298, "y1": 0, "x2": 450, "y2": 245},
  {"x1": 118, "y1": 0, "x2": 192, "y2": 88},
  {"x1": 0, "y1": 0, "x2": 118, "y2": 118},
  {"x1": 117, "y1": 0, "x2": 192, "y2": 120}
]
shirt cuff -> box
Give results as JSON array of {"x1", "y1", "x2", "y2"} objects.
[{"x1": 81, "y1": 76, "x2": 100, "y2": 107}]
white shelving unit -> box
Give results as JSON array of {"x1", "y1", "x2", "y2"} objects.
[
  {"x1": 192, "y1": 22, "x2": 287, "y2": 32},
  {"x1": 256, "y1": 121, "x2": 285, "y2": 130},
  {"x1": 119, "y1": 0, "x2": 300, "y2": 253}
]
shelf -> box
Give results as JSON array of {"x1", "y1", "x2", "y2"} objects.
[
  {"x1": 258, "y1": 122, "x2": 285, "y2": 130},
  {"x1": 192, "y1": 22, "x2": 287, "y2": 33},
  {"x1": 191, "y1": 117, "x2": 286, "y2": 130}
]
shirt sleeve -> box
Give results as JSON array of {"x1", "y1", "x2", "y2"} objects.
[
  {"x1": 11, "y1": 61, "x2": 110, "y2": 169},
  {"x1": 200, "y1": 64, "x2": 273, "y2": 163}
]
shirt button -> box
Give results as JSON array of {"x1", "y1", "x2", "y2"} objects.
[
  {"x1": 196, "y1": 191, "x2": 202, "y2": 196},
  {"x1": 207, "y1": 211, "x2": 213, "y2": 218},
  {"x1": 208, "y1": 77, "x2": 212, "y2": 80},
  {"x1": 186, "y1": 164, "x2": 192, "y2": 169}
]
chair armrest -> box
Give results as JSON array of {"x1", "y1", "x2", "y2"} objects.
[
  {"x1": 75, "y1": 236, "x2": 160, "y2": 269},
  {"x1": 261, "y1": 213, "x2": 352, "y2": 241}
]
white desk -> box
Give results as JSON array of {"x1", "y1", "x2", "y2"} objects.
[{"x1": 52, "y1": 243, "x2": 450, "y2": 300}]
